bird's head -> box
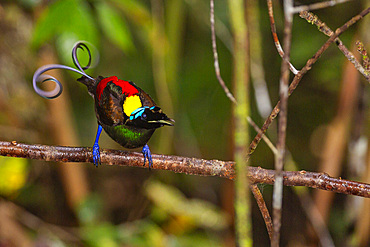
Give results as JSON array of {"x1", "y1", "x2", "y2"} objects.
[{"x1": 126, "y1": 106, "x2": 174, "y2": 129}]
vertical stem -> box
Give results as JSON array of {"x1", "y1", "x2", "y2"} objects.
[
  {"x1": 272, "y1": 0, "x2": 293, "y2": 246},
  {"x1": 164, "y1": 0, "x2": 184, "y2": 152},
  {"x1": 228, "y1": 0, "x2": 251, "y2": 245},
  {"x1": 166, "y1": 0, "x2": 184, "y2": 102},
  {"x1": 248, "y1": 0, "x2": 273, "y2": 118}
]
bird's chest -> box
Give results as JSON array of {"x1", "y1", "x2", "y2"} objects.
[{"x1": 102, "y1": 124, "x2": 155, "y2": 149}]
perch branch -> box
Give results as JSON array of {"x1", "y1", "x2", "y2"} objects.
[{"x1": 0, "y1": 141, "x2": 369, "y2": 198}]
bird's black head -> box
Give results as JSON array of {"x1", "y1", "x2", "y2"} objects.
[{"x1": 126, "y1": 106, "x2": 174, "y2": 129}]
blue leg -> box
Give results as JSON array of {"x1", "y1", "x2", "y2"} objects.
[
  {"x1": 141, "y1": 144, "x2": 153, "y2": 170},
  {"x1": 93, "y1": 125, "x2": 103, "y2": 167}
]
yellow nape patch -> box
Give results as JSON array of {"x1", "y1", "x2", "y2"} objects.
[{"x1": 123, "y1": 95, "x2": 142, "y2": 116}]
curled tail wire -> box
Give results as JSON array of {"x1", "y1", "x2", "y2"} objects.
[{"x1": 33, "y1": 41, "x2": 97, "y2": 99}]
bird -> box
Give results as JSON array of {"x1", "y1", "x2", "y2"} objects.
[
  {"x1": 78, "y1": 75, "x2": 174, "y2": 168},
  {"x1": 33, "y1": 42, "x2": 174, "y2": 169}
]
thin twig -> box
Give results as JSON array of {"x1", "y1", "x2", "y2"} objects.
[
  {"x1": 250, "y1": 184, "x2": 273, "y2": 240},
  {"x1": 248, "y1": 7, "x2": 370, "y2": 159},
  {"x1": 250, "y1": 116, "x2": 333, "y2": 244},
  {"x1": 211, "y1": 0, "x2": 277, "y2": 157},
  {"x1": 210, "y1": 0, "x2": 278, "y2": 160},
  {"x1": 271, "y1": 0, "x2": 293, "y2": 245},
  {"x1": 299, "y1": 11, "x2": 370, "y2": 82},
  {"x1": 212, "y1": 2, "x2": 277, "y2": 242},
  {"x1": 210, "y1": 0, "x2": 237, "y2": 104},
  {"x1": 298, "y1": 193, "x2": 335, "y2": 247},
  {"x1": 293, "y1": 0, "x2": 352, "y2": 13},
  {"x1": 0, "y1": 141, "x2": 369, "y2": 198},
  {"x1": 266, "y1": 0, "x2": 299, "y2": 75},
  {"x1": 247, "y1": 117, "x2": 277, "y2": 240},
  {"x1": 242, "y1": 117, "x2": 334, "y2": 244},
  {"x1": 247, "y1": 116, "x2": 277, "y2": 155}
]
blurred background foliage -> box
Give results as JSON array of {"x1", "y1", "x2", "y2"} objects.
[{"x1": 0, "y1": 0, "x2": 369, "y2": 246}]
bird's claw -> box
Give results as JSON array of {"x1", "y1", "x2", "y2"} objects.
[
  {"x1": 92, "y1": 143, "x2": 101, "y2": 167},
  {"x1": 142, "y1": 144, "x2": 153, "y2": 170}
]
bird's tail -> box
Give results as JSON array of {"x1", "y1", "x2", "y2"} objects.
[{"x1": 32, "y1": 42, "x2": 96, "y2": 99}]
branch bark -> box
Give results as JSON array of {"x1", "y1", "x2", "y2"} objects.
[{"x1": 1, "y1": 141, "x2": 369, "y2": 198}]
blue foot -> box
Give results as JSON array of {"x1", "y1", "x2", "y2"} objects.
[
  {"x1": 93, "y1": 143, "x2": 101, "y2": 167},
  {"x1": 92, "y1": 125, "x2": 103, "y2": 167},
  {"x1": 142, "y1": 144, "x2": 153, "y2": 170}
]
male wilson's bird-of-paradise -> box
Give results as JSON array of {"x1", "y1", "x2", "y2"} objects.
[{"x1": 33, "y1": 42, "x2": 174, "y2": 168}]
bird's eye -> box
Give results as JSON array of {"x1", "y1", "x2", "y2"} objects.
[{"x1": 142, "y1": 113, "x2": 147, "y2": 119}]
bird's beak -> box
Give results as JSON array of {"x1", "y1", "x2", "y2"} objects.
[{"x1": 148, "y1": 118, "x2": 175, "y2": 126}]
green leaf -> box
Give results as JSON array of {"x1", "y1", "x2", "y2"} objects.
[
  {"x1": 76, "y1": 194, "x2": 103, "y2": 225},
  {"x1": 109, "y1": 0, "x2": 152, "y2": 26},
  {"x1": 145, "y1": 181, "x2": 229, "y2": 231},
  {"x1": 117, "y1": 220, "x2": 167, "y2": 246},
  {"x1": 31, "y1": 0, "x2": 99, "y2": 62},
  {"x1": 96, "y1": 2, "x2": 135, "y2": 53},
  {"x1": 82, "y1": 223, "x2": 119, "y2": 247},
  {"x1": 109, "y1": 0, "x2": 152, "y2": 51}
]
